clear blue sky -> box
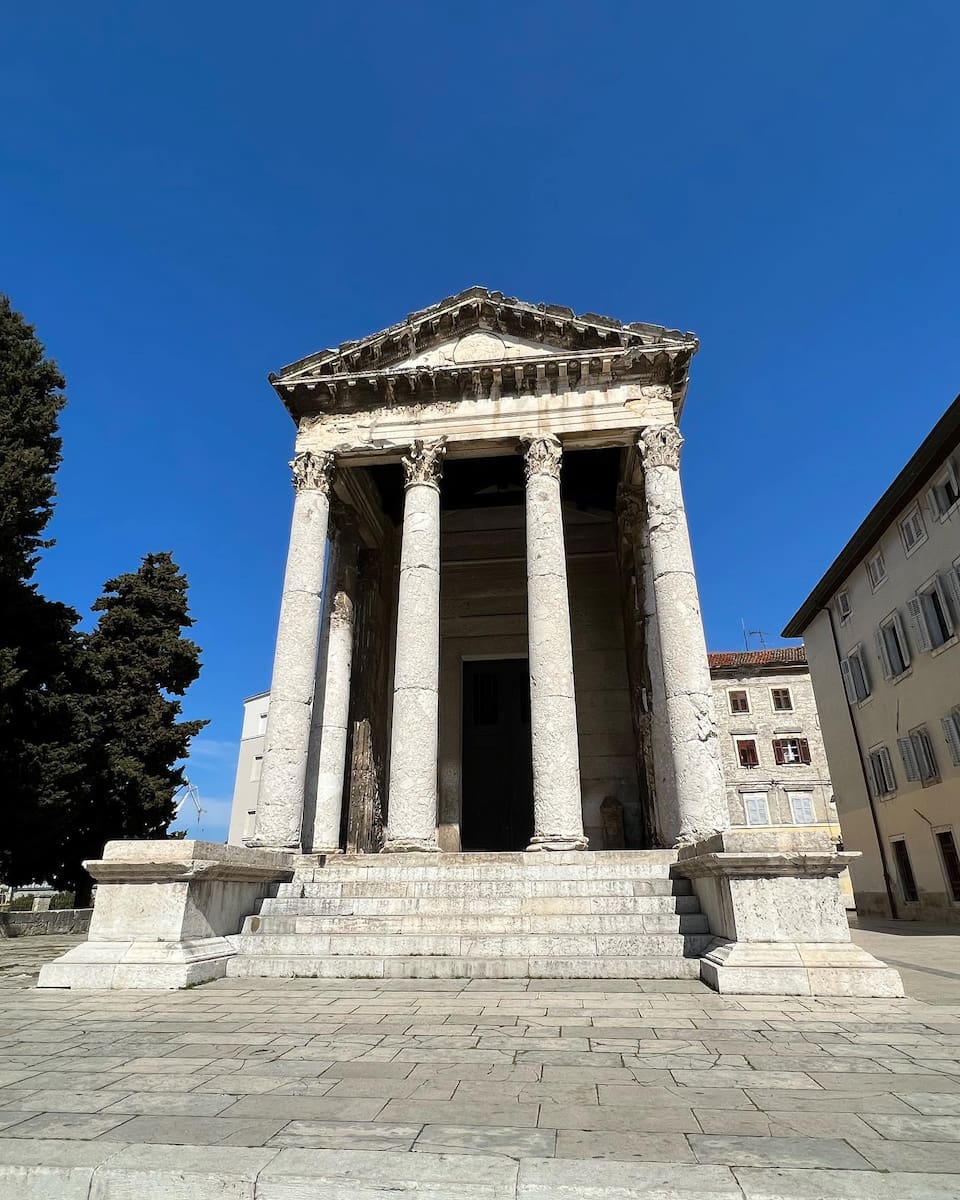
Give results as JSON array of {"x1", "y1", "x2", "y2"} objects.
[{"x1": 3, "y1": 3, "x2": 957, "y2": 840}]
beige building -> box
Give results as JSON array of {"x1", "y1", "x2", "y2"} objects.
[
  {"x1": 709, "y1": 648, "x2": 837, "y2": 832},
  {"x1": 784, "y1": 395, "x2": 960, "y2": 922},
  {"x1": 226, "y1": 692, "x2": 269, "y2": 846}
]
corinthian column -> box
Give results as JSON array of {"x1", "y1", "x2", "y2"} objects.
[
  {"x1": 522, "y1": 434, "x2": 587, "y2": 851},
  {"x1": 308, "y1": 506, "x2": 358, "y2": 853},
  {"x1": 639, "y1": 424, "x2": 727, "y2": 844},
  {"x1": 248, "y1": 451, "x2": 334, "y2": 849},
  {"x1": 383, "y1": 438, "x2": 446, "y2": 852}
]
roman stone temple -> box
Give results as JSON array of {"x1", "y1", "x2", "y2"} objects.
[{"x1": 39, "y1": 289, "x2": 902, "y2": 995}]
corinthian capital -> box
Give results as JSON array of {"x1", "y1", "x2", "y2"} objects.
[
  {"x1": 401, "y1": 438, "x2": 447, "y2": 490},
  {"x1": 638, "y1": 424, "x2": 684, "y2": 471},
  {"x1": 521, "y1": 433, "x2": 562, "y2": 481},
  {"x1": 290, "y1": 450, "x2": 336, "y2": 493}
]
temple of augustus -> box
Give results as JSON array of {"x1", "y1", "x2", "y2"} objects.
[{"x1": 39, "y1": 289, "x2": 902, "y2": 996}]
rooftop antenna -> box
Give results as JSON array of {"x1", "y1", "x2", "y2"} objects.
[{"x1": 741, "y1": 620, "x2": 770, "y2": 650}]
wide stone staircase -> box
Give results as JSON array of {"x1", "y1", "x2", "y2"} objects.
[{"x1": 226, "y1": 850, "x2": 712, "y2": 980}]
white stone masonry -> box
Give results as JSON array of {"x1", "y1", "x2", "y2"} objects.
[
  {"x1": 639, "y1": 425, "x2": 728, "y2": 844},
  {"x1": 248, "y1": 451, "x2": 334, "y2": 849},
  {"x1": 384, "y1": 438, "x2": 447, "y2": 852},
  {"x1": 522, "y1": 434, "x2": 588, "y2": 851},
  {"x1": 309, "y1": 510, "x2": 358, "y2": 852}
]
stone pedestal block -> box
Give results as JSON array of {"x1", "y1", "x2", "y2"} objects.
[
  {"x1": 37, "y1": 841, "x2": 293, "y2": 989},
  {"x1": 675, "y1": 829, "x2": 904, "y2": 997}
]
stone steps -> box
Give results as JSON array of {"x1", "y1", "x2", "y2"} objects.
[
  {"x1": 261, "y1": 893, "x2": 701, "y2": 916},
  {"x1": 232, "y1": 932, "x2": 712, "y2": 957},
  {"x1": 229, "y1": 851, "x2": 711, "y2": 982},
  {"x1": 277, "y1": 878, "x2": 692, "y2": 899},
  {"x1": 226, "y1": 953, "x2": 704, "y2": 979},
  {"x1": 245, "y1": 913, "x2": 710, "y2": 935}
]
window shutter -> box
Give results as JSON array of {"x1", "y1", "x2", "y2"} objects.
[
  {"x1": 839, "y1": 657, "x2": 857, "y2": 703},
  {"x1": 906, "y1": 596, "x2": 933, "y2": 652},
  {"x1": 798, "y1": 738, "x2": 811, "y2": 765},
  {"x1": 948, "y1": 566, "x2": 960, "y2": 620},
  {"x1": 875, "y1": 627, "x2": 893, "y2": 679},
  {"x1": 914, "y1": 730, "x2": 937, "y2": 780},
  {"x1": 927, "y1": 486, "x2": 942, "y2": 519},
  {"x1": 772, "y1": 740, "x2": 785, "y2": 766},
  {"x1": 938, "y1": 573, "x2": 959, "y2": 632},
  {"x1": 893, "y1": 612, "x2": 911, "y2": 669},
  {"x1": 879, "y1": 746, "x2": 896, "y2": 793},
  {"x1": 941, "y1": 713, "x2": 960, "y2": 767},
  {"x1": 898, "y1": 736, "x2": 920, "y2": 782}
]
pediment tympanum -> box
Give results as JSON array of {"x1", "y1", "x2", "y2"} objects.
[{"x1": 272, "y1": 287, "x2": 698, "y2": 433}]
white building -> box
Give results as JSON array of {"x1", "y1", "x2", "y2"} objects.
[
  {"x1": 784, "y1": 394, "x2": 960, "y2": 922},
  {"x1": 226, "y1": 692, "x2": 269, "y2": 846}
]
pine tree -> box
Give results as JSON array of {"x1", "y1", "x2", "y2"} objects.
[
  {"x1": 69, "y1": 552, "x2": 208, "y2": 904},
  {"x1": 0, "y1": 296, "x2": 85, "y2": 892}
]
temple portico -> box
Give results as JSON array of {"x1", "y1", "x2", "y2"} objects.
[{"x1": 38, "y1": 289, "x2": 903, "y2": 996}]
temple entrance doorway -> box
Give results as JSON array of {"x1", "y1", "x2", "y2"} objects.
[{"x1": 460, "y1": 658, "x2": 534, "y2": 852}]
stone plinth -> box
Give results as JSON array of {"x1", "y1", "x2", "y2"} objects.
[
  {"x1": 675, "y1": 829, "x2": 904, "y2": 997},
  {"x1": 37, "y1": 841, "x2": 293, "y2": 990}
]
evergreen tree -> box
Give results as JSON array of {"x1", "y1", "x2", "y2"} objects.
[
  {"x1": 69, "y1": 552, "x2": 207, "y2": 904},
  {"x1": 0, "y1": 296, "x2": 85, "y2": 891}
]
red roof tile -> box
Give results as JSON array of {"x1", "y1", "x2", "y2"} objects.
[{"x1": 708, "y1": 647, "x2": 807, "y2": 669}]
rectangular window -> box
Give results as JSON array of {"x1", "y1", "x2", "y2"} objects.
[
  {"x1": 868, "y1": 746, "x2": 896, "y2": 796},
  {"x1": 866, "y1": 550, "x2": 887, "y2": 589},
  {"x1": 771, "y1": 687, "x2": 793, "y2": 712},
  {"x1": 742, "y1": 791, "x2": 770, "y2": 826},
  {"x1": 928, "y1": 462, "x2": 960, "y2": 519},
  {"x1": 250, "y1": 755, "x2": 263, "y2": 783},
  {"x1": 897, "y1": 728, "x2": 939, "y2": 784},
  {"x1": 876, "y1": 612, "x2": 910, "y2": 678},
  {"x1": 787, "y1": 792, "x2": 816, "y2": 824},
  {"x1": 772, "y1": 737, "x2": 811, "y2": 765},
  {"x1": 737, "y1": 738, "x2": 759, "y2": 768},
  {"x1": 257, "y1": 711, "x2": 268, "y2": 735},
  {"x1": 728, "y1": 689, "x2": 750, "y2": 714},
  {"x1": 910, "y1": 577, "x2": 955, "y2": 650},
  {"x1": 840, "y1": 646, "x2": 871, "y2": 703},
  {"x1": 941, "y1": 709, "x2": 960, "y2": 767},
  {"x1": 899, "y1": 506, "x2": 927, "y2": 555},
  {"x1": 836, "y1": 590, "x2": 852, "y2": 622},
  {"x1": 892, "y1": 838, "x2": 919, "y2": 903},
  {"x1": 935, "y1": 830, "x2": 960, "y2": 903}
]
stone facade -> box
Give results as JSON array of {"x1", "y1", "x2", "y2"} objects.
[
  {"x1": 41, "y1": 288, "x2": 900, "y2": 995},
  {"x1": 785, "y1": 394, "x2": 960, "y2": 922}
]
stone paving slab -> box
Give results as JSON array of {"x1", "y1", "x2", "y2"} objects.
[{"x1": 3, "y1": 935, "x2": 960, "y2": 1196}]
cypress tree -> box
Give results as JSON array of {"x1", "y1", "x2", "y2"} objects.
[{"x1": 0, "y1": 296, "x2": 85, "y2": 892}]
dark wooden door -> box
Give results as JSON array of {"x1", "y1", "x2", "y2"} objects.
[{"x1": 460, "y1": 659, "x2": 533, "y2": 852}]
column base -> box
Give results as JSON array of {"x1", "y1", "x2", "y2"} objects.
[
  {"x1": 700, "y1": 939, "x2": 904, "y2": 998},
  {"x1": 526, "y1": 835, "x2": 589, "y2": 852},
  {"x1": 381, "y1": 838, "x2": 439, "y2": 853}
]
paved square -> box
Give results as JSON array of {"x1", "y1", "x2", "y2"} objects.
[{"x1": 2, "y1": 929, "x2": 960, "y2": 1197}]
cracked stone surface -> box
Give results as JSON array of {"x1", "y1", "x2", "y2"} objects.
[
  {"x1": 385, "y1": 479, "x2": 442, "y2": 850},
  {"x1": 253, "y1": 482, "x2": 332, "y2": 849},
  {"x1": 4, "y1": 929, "x2": 960, "y2": 1196}
]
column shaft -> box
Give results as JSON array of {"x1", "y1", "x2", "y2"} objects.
[
  {"x1": 309, "y1": 517, "x2": 358, "y2": 852},
  {"x1": 250, "y1": 451, "x2": 334, "y2": 849},
  {"x1": 639, "y1": 424, "x2": 728, "y2": 845},
  {"x1": 384, "y1": 438, "x2": 446, "y2": 852},
  {"x1": 522, "y1": 434, "x2": 588, "y2": 851}
]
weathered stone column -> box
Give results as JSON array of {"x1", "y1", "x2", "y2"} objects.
[
  {"x1": 639, "y1": 424, "x2": 727, "y2": 844},
  {"x1": 309, "y1": 508, "x2": 358, "y2": 853},
  {"x1": 383, "y1": 438, "x2": 446, "y2": 852},
  {"x1": 522, "y1": 434, "x2": 588, "y2": 851},
  {"x1": 248, "y1": 451, "x2": 334, "y2": 849}
]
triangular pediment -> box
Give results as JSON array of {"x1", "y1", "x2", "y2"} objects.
[{"x1": 274, "y1": 286, "x2": 697, "y2": 386}]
